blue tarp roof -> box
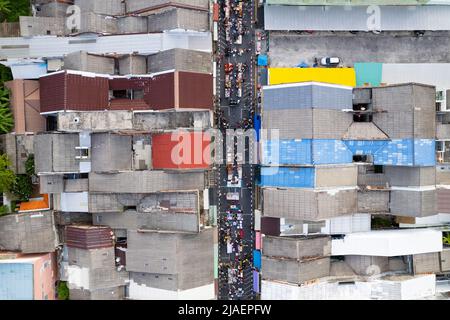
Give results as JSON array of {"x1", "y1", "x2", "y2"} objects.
[{"x1": 258, "y1": 54, "x2": 268, "y2": 66}]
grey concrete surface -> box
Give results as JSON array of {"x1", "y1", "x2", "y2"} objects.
[{"x1": 268, "y1": 31, "x2": 450, "y2": 67}]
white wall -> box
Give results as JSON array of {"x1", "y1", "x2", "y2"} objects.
[
  {"x1": 331, "y1": 229, "x2": 443, "y2": 256},
  {"x1": 128, "y1": 281, "x2": 215, "y2": 300}
]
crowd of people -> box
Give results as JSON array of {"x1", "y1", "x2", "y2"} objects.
[{"x1": 217, "y1": 0, "x2": 256, "y2": 300}]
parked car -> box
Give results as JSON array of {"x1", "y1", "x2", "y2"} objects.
[{"x1": 320, "y1": 57, "x2": 341, "y2": 67}]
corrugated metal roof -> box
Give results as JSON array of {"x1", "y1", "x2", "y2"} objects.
[
  {"x1": 0, "y1": 31, "x2": 212, "y2": 59},
  {"x1": 381, "y1": 63, "x2": 450, "y2": 90},
  {"x1": 65, "y1": 225, "x2": 114, "y2": 250},
  {"x1": 265, "y1": 5, "x2": 450, "y2": 30},
  {"x1": 266, "y1": 0, "x2": 450, "y2": 5}
]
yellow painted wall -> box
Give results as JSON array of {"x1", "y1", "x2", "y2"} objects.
[{"x1": 268, "y1": 68, "x2": 356, "y2": 87}]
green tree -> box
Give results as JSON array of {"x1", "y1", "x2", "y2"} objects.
[
  {"x1": 0, "y1": 65, "x2": 13, "y2": 134},
  {"x1": 10, "y1": 174, "x2": 33, "y2": 202},
  {"x1": 9, "y1": 154, "x2": 35, "y2": 202},
  {"x1": 0, "y1": 0, "x2": 11, "y2": 17},
  {"x1": 0, "y1": 88, "x2": 14, "y2": 134},
  {"x1": 0, "y1": 0, "x2": 30, "y2": 23},
  {"x1": 25, "y1": 154, "x2": 35, "y2": 176},
  {"x1": 444, "y1": 233, "x2": 450, "y2": 246},
  {"x1": 0, "y1": 154, "x2": 15, "y2": 193},
  {"x1": 0, "y1": 204, "x2": 9, "y2": 216},
  {"x1": 57, "y1": 282, "x2": 70, "y2": 300}
]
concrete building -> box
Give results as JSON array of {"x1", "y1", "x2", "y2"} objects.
[
  {"x1": 259, "y1": 78, "x2": 444, "y2": 299},
  {"x1": 118, "y1": 54, "x2": 148, "y2": 75},
  {"x1": 63, "y1": 225, "x2": 126, "y2": 299},
  {"x1": 0, "y1": 134, "x2": 35, "y2": 174},
  {"x1": 19, "y1": 16, "x2": 65, "y2": 37},
  {"x1": 63, "y1": 51, "x2": 116, "y2": 75},
  {"x1": 39, "y1": 70, "x2": 213, "y2": 113},
  {"x1": 75, "y1": 0, "x2": 125, "y2": 16},
  {"x1": 125, "y1": 0, "x2": 210, "y2": 12},
  {"x1": 147, "y1": 7, "x2": 209, "y2": 33},
  {"x1": 147, "y1": 48, "x2": 212, "y2": 74},
  {"x1": 0, "y1": 210, "x2": 58, "y2": 254},
  {"x1": 126, "y1": 228, "x2": 215, "y2": 300},
  {"x1": 33, "y1": 1, "x2": 71, "y2": 18}
]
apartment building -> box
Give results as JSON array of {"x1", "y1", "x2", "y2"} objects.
[{"x1": 259, "y1": 79, "x2": 448, "y2": 299}]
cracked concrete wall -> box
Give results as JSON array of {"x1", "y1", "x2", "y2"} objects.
[
  {"x1": 20, "y1": 16, "x2": 65, "y2": 36},
  {"x1": 148, "y1": 48, "x2": 212, "y2": 74},
  {"x1": 36, "y1": 2, "x2": 70, "y2": 18},
  {"x1": 35, "y1": 133, "x2": 80, "y2": 173},
  {"x1": 57, "y1": 111, "x2": 133, "y2": 132},
  {"x1": 357, "y1": 190, "x2": 389, "y2": 213},
  {"x1": 69, "y1": 286, "x2": 125, "y2": 300},
  {"x1": 125, "y1": 0, "x2": 209, "y2": 12},
  {"x1": 0, "y1": 134, "x2": 34, "y2": 175},
  {"x1": 440, "y1": 248, "x2": 450, "y2": 272},
  {"x1": 315, "y1": 165, "x2": 357, "y2": 188},
  {"x1": 262, "y1": 256, "x2": 330, "y2": 284},
  {"x1": 117, "y1": 16, "x2": 148, "y2": 34},
  {"x1": 133, "y1": 110, "x2": 212, "y2": 131},
  {"x1": 262, "y1": 109, "x2": 352, "y2": 140},
  {"x1": 126, "y1": 228, "x2": 213, "y2": 290},
  {"x1": 118, "y1": 55, "x2": 147, "y2": 75},
  {"x1": 75, "y1": 0, "x2": 125, "y2": 15},
  {"x1": 263, "y1": 188, "x2": 357, "y2": 221},
  {"x1": 390, "y1": 189, "x2": 437, "y2": 217},
  {"x1": 263, "y1": 235, "x2": 331, "y2": 260},
  {"x1": 91, "y1": 133, "x2": 133, "y2": 172},
  {"x1": 147, "y1": 8, "x2": 209, "y2": 32},
  {"x1": 385, "y1": 166, "x2": 436, "y2": 187},
  {"x1": 64, "y1": 51, "x2": 116, "y2": 75},
  {"x1": 0, "y1": 210, "x2": 58, "y2": 253},
  {"x1": 372, "y1": 84, "x2": 435, "y2": 139},
  {"x1": 89, "y1": 171, "x2": 206, "y2": 193},
  {"x1": 413, "y1": 252, "x2": 441, "y2": 274}
]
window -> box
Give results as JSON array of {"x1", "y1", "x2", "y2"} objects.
[
  {"x1": 112, "y1": 90, "x2": 128, "y2": 99},
  {"x1": 46, "y1": 116, "x2": 57, "y2": 131},
  {"x1": 353, "y1": 104, "x2": 372, "y2": 122},
  {"x1": 353, "y1": 113, "x2": 372, "y2": 122},
  {"x1": 75, "y1": 147, "x2": 90, "y2": 160},
  {"x1": 366, "y1": 165, "x2": 384, "y2": 174},
  {"x1": 64, "y1": 173, "x2": 89, "y2": 180},
  {"x1": 111, "y1": 89, "x2": 144, "y2": 100},
  {"x1": 374, "y1": 165, "x2": 384, "y2": 174},
  {"x1": 436, "y1": 141, "x2": 450, "y2": 163},
  {"x1": 353, "y1": 155, "x2": 371, "y2": 163}
]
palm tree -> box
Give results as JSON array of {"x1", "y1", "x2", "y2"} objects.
[
  {"x1": 0, "y1": 86, "x2": 13, "y2": 134},
  {"x1": 0, "y1": 0, "x2": 11, "y2": 21}
]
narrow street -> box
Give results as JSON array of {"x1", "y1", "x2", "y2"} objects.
[{"x1": 215, "y1": 0, "x2": 257, "y2": 300}]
